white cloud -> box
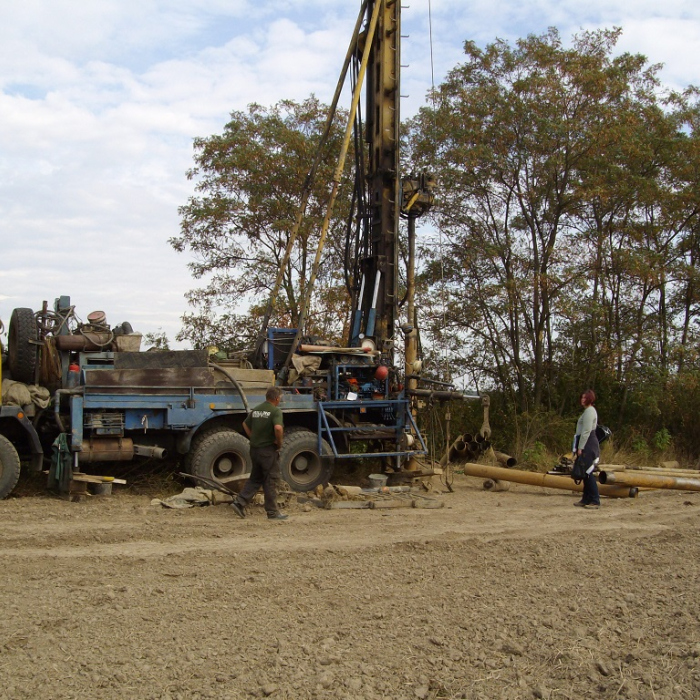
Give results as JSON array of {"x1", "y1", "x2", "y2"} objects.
[{"x1": 1, "y1": 0, "x2": 699, "y2": 347}]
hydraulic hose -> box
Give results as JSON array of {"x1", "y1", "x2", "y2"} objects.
[{"x1": 209, "y1": 361, "x2": 250, "y2": 413}]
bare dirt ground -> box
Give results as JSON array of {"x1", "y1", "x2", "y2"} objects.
[{"x1": 1, "y1": 473, "x2": 699, "y2": 700}]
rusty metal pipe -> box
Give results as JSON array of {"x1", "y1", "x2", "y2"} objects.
[
  {"x1": 619, "y1": 467, "x2": 700, "y2": 477},
  {"x1": 461, "y1": 462, "x2": 637, "y2": 498},
  {"x1": 55, "y1": 333, "x2": 112, "y2": 351},
  {"x1": 483, "y1": 478, "x2": 510, "y2": 492},
  {"x1": 440, "y1": 436, "x2": 466, "y2": 466},
  {"x1": 641, "y1": 470, "x2": 700, "y2": 478},
  {"x1": 133, "y1": 445, "x2": 168, "y2": 459},
  {"x1": 494, "y1": 451, "x2": 517, "y2": 468},
  {"x1": 408, "y1": 388, "x2": 478, "y2": 401},
  {"x1": 453, "y1": 440, "x2": 468, "y2": 454},
  {"x1": 599, "y1": 470, "x2": 700, "y2": 491},
  {"x1": 600, "y1": 464, "x2": 700, "y2": 476},
  {"x1": 297, "y1": 344, "x2": 377, "y2": 354}
]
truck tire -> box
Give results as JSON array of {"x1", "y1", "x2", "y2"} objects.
[
  {"x1": 8, "y1": 308, "x2": 38, "y2": 384},
  {"x1": 189, "y1": 430, "x2": 251, "y2": 488},
  {"x1": 0, "y1": 435, "x2": 22, "y2": 500},
  {"x1": 182, "y1": 425, "x2": 229, "y2": 473},
  {"x1": 279, "y1": 430, "x2": 334, "y2": 492}
]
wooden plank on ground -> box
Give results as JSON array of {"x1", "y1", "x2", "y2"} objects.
[
  {"x1": 368, "y1": 499, "x2": 413, "y2": 509},
  {"x1": 71, "y1": 473, "x2": 127, "y2": 484},
  {"x1": 412, "y1": 499, "x2": 443, "y2": 509}
]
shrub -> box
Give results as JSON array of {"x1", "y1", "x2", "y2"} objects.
[{"x1": 652, "y1": 428, "x2": 672, "y2": 452}]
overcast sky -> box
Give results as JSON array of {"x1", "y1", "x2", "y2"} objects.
[{"x1": 1, "y1": 0, "x2": 699, "y2": 348}]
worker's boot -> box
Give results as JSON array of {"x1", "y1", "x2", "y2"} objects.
[{"x1": 230, "y1": 500, "x2": 246, "y2": 519}]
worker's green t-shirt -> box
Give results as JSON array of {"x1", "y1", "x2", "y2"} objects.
[{"x1": 244, "y1": 401, "x2": 283, "y2": 448}]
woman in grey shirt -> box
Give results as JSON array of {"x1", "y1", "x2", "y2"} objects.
[{"x1": 573, "y1": 389, "x2": 601, "y2": 508}]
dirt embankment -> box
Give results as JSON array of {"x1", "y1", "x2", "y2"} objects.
[{"x1": 1, "y1": 476, "x2": 699, "y2": 700}]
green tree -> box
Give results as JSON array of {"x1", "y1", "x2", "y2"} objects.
[
  {"x1": 559, "y1": 85, "x2": 700, "y2": 429},
  {"x1": 143, "y1": 329, "x2": 170, "y2": 351},
  {"x1": 408, "y1": 28, "x2": 700, "y2": 426},
  {"x1": 171, "y1": 97, "x2": 354, "y2": 350}
]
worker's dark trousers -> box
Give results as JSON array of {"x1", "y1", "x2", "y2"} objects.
[
  {"x1": 580, "y1": 436, "x2": 601, "y2": 506},
  {"x1": 581, "y1": 470, "x2": 600, "y2": 505},
  {"x1": 237, "y1": 445, "x2": 281, "y2": 515}
]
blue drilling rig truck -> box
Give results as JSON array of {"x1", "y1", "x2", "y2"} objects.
[{"x1": 1, "y1": 286, "x2": 430, "y2": 500}]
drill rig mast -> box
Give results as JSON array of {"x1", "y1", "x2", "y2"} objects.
[
  {"x1": 247, "y1": 0, "x2": 444, "y2": 487},
  {"x1": 348, "y1": 0, "x2": 401, "y2": 355}
]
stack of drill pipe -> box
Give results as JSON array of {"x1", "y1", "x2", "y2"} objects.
[
  {"x1": 461, "y1": 462, "x2": 637, "y2": 498},
  {"x1": 466, "y1": 433, "x2": 492, "y2": 461},
  {"x1": 440, "y1": 432, "x2": 505, "y2": 467},
  {"x1": 440, "y1": 434, "x2": 475, "y2": 465},
  {"x1": 598, "y1": 470, "x2": 700, "y2": 492},
  {"x1": 473, "y1": 434, "x2": 491, "y2": 458}
]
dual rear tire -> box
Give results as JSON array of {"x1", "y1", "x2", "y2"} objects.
[
  {"x1": 186, "y1": 428, "x2": 333, "y2": 492},
  {"x1": 278, "y1": 430, "x2": 333, "y2": 492},
  {"x1": 188, "y1": 430, "x2": 251, "y2": 489}
]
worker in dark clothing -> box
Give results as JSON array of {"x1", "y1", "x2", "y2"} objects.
[{"x1": 231, "y1": 386, "x2": 288, "y2": 521}]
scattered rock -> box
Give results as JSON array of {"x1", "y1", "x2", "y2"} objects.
[
  {"x1": 318, "y1": 672, "x2": 334, "y2": 689},
  {"x1": 596, "y1": 660, "x2": 611, "y2": 677},
  {"x1": 346, "y1": 677, "x2": 362, "y2": 691},
  {"x1": 501, "y1": 641, "x2": 524, "y2": 656}
]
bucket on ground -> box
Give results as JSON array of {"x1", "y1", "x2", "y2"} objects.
[{"x1": 368, "y1": 473, "x2": 388, "y2": 489}]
